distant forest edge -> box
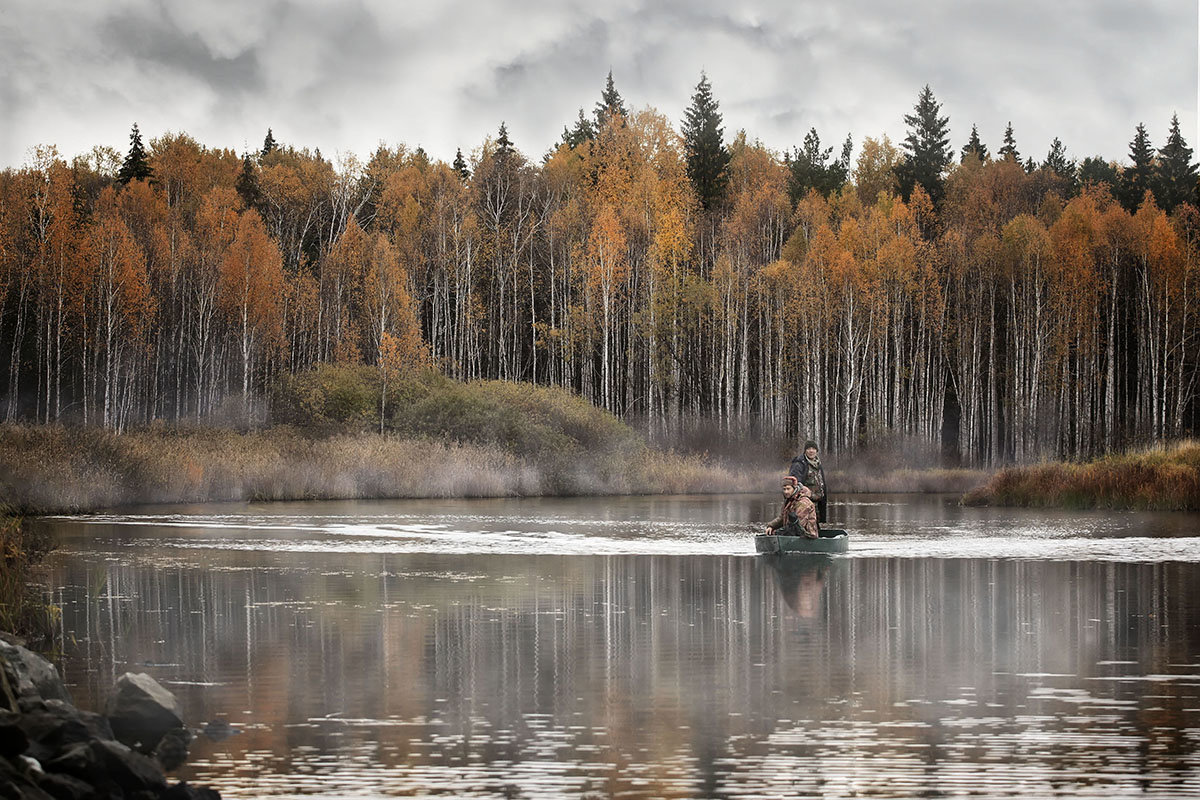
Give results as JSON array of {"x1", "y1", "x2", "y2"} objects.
[{"x1": 1, "y1": 74, "x2": 1197, "y2": 468}]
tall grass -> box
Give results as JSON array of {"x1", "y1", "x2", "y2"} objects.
[
  {"x1": 962, "y1": 440, "x2": 1200, "y2": 511},
  {"x1": 0, "y1": 507, "x2": 58, "y2": 644}
]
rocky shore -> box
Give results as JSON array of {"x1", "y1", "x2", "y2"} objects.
[{"x1": 0, "y1": 635, "x2": 219, "y2": 799}]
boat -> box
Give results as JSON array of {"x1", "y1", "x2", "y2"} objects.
[{"x1": 755, "y1": 529, "x2": 849, "y2": 554}]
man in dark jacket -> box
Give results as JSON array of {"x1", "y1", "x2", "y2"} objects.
[{"x1": 788, "y1": 440, "x2": 828, "y2": 523}]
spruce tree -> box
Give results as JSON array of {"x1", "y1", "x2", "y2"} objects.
[
  {"x1": 897, "y1": 85, "x2": 952, "y2": 205},
  {"x1": 561, "y1": 108, "x2": 596, "y2": 150},
  {"x1": 495, "y1": 122, "x2": 515, "y2": 163},
  {"x1": 594, "y1": 70, "x2": 628, "y2": 129},
  {"x1": 960, "y1": 124, "x2": 989, "y2": 163},
  {"x1": 235, "y1": 152, "x2": 261, "y2": 209},
  {"x1": 1078, "y1": 156, "x2": 1120, "y2": 196},
  {"x1": 452, "y1": 148, "x2": 470, "y2": 181},
  {"x1": 997, "y1": 122, "x2": 1020, "y2": 162},
  {"x1": 117, "y1": 123, "x2": 153, "y2": 185},
  {"x1": 787, "y1": 128, "x2": 850, "y2": 203},
  {"x1": 1023, "y1": 157, "x2": 1037, "y2": 174},
  {"x1": 261, "y1": 128, "x2": 278, "y2": 159},
  {"x1": 1121, "y1": 123, "x2": 1155, "y2": 212},
  {"x1": 1155, "y1": 113, "x2": 1198, "y2": 213},
  {"x1": 681, "y1": 72, "x2": 731, "y2": 211},
  {"x1": 1043, "y1": 137, "x2": 1077, "y2": 188}
]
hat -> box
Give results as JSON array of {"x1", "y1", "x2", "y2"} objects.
[
  {"x1": 782, "y1": 475, "x2": 799, "y2": 487},
  {"x1": 803, "y1": 440, "x2": 818, "y2": 451}
]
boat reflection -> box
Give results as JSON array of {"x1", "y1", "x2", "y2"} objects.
[{"x1": 764, "y1": 553, "x2": 844, "y2": 621}]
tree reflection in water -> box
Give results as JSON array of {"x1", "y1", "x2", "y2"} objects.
[{"x1": 42, "y1": 548, "x2": 1200, "y2": 798}]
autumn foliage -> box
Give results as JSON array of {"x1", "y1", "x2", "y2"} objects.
[{"x1": 0, "y1": 106, "x2": 1197, "y2": 467}]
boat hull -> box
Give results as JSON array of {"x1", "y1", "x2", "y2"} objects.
[{"x1": 756, "y1": 530, "x2": 849, "y2": 554}]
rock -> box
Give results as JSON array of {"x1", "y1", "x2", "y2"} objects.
[
  {"x1": 0, "y1": 642, "x2": 71, "y2": 706},
  {"x1": 152, "y1": 727, "x2": 192, "y2": 772},
  {"x1": 199, "y1": 720, "x2": 238, "y2": 742},
  {"x1": 104, "y1": 673, "x2": 183, "y2": 753},
  {"x1": 0, "y1": 754, "x2": 56, "y2": 800},
  {"x1": 16, "y1": 701, "x2": 97, "y2": 765},
  {"x1": 34, "y1": 771, "x2": 93, "y2": 800},
  {"x1": 0, "y1": 712, "x2": 28, "y2": 759},
  {"x1": 45, "y1": 739, "x2": 166, "y2": 795}
]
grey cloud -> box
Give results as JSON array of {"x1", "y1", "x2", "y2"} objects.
[
  {"x1": 0, "y1": 0, "x2": 1194, "y2": 169},
  {"x1": 101, "y1": 4, "x2": 265, "y2": 98}
]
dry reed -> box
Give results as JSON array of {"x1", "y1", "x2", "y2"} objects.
[{"x1": 961, "y1": 440, "x2": 1200, "y2": 511}]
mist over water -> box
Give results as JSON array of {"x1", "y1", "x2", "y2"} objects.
[{"x1": 36, "y1": 495, "x2": 1200, "y2": 798}]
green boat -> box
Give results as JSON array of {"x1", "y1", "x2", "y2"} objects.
[{"x1": 755, "y1": 529, "x2": 849, "y2": 554}]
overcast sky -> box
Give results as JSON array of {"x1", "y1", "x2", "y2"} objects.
[{"x1": 1, "y1": 0, "x2": 1196, "y2": 171}]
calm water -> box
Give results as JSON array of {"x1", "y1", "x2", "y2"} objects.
[{"x1": 34, "y1": 494, "x2": 1200, "y2": 799}]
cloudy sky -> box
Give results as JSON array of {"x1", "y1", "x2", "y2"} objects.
[{"x1": 1, "y1": 0, "x2": 1195, "y2": 170}]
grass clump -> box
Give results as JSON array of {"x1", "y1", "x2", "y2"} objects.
[{"x1": 962, "y1": 440, "x2": 1200, "y2": 511}]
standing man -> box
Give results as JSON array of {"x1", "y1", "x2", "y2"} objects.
[{"x1": 789, "y1": 440, "x2": 828, "y2": 524}]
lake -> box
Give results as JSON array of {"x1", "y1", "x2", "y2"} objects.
[{"x1": 34, "y1": 494, "x2": 1200, "y2": 798}]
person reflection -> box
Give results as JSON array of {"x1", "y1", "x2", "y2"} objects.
[{"x1": 769, "y1": 555, "x2": 830, "y2": 620}]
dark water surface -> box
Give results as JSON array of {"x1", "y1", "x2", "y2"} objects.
[{"x1": 35, "y1": 495, "x2": 1200, "y2": 798}]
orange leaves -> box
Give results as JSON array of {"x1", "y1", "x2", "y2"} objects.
[
  {"x1": 587, "y1": 204, "x2": 627, "y2": 294},
  {"x1": 220, "y1": 211, "x2": 284, "y2": 343}
]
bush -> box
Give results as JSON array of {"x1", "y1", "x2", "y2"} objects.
[{"x1": 962, "y1": 440, "x2": 1200, "y2": 511}]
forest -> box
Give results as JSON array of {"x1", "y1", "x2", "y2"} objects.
[{"x1": 0, "y1": 75, "x2": 1197, "y2": 467}]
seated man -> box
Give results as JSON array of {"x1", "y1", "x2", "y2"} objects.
[{"x1": 764, "y1": 476, "x2": 820, "y2": 539}]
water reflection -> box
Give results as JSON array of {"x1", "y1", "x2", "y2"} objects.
[{"x1": 40, "y1": 546, "x2": 1200, "y2": 798}]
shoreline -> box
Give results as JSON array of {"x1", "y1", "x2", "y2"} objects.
[
  {"x1": 0, "y1": 423, "x2": 990, "y2": 517},
  {"x1": 962, "y1": 441, "x2": 1200, "y2": 512}
]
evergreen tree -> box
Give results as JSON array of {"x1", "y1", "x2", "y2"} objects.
[
  {"x1": 116, "y1": 123, "x2": 153, "y2": 185},
  {"x1": 1023, "y1": 157, "x2": 1037, "y2": 174},
  {"x1": 560, "y1": 108, "x2": 596, "y2": 150},
  {"x1": 1155, "y1": 113, "x2": 1198, "y2": 213},
  {"x1": 495, "y1": 122, "x2": 515, "y2": 163},
  {"x1": 235, "y1": 152, "x2": 261, "y2": 210},
  {"x1": 594, "y1": 70, "x2": 628, "y2": 129},
  {"x1": 787, "y1": 128, "x2": 851, "y2": 203},
  {"x1": 261, "y1": 128, "x2": 278, "y2": 159},
  {"x1": 1121, "y1": 123, "x2": 1156, "y2": 212},
  {"x1": 1078, "y1": 156, "x2": 1120, "y2": 196},
  {"x1": 997, "y1": 121, "x2": 1020, "y2": 162},
  {"x1": 452, "y1": 148, "x2": 470, "y2": 181},
  {"x1": 897, "y1": 85, "x2": 952, "y2": 205},
  {"x1": 1043, "y1": 137, "x2": 1077, "y2": 188},
  {"x1": 681, "y1": 72, "x2": 731, "y2": 211},
  {"x1": 960, "y1": 124, "x2": 989, "y2": 163}
]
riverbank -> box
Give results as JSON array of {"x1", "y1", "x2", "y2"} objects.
[
  {"x1": 962, "y1": 440, "x2": 1200, "y2": 511},
  {"x1": 0, "y1": 424, "x2": 779, "y2": 514}
]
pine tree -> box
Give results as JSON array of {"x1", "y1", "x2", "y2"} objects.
[
  {"x1": 897, "y1": 85, "x2": 952, "y2": 205},
  {"x1": 1121, "y1": 123, "x2": 1156, "y2": 212},
  {"x1": 787, "y1": 128, "x2": 850, "y2": 203},
  {"x1": 235, "y1": 152, "x2": 261, "y2": 210},
  {"x1": 681, "y1": 72, "x2": 731, "y2": 211},
  {"x1": 561, "y1": 108, "x2": 596, "y2": 150},
  {"x1": 960, "y1": 124, "x2": 989, "y2": 163},
  {"x1": 261, "y1": 128, "x2": 278, "y2": 160},
  {"x1": 997, "y1": 121, "x2": 1020, "y2": 162},
  {"x1": 116, "y1": 123, "x2": 153, "y2": 185},
  {"x1": 594, "y1": 70, "x2": 628, "y2": 129},
  {"x1": 452, "y1": 148, "x2": 470, "y2": 181},
  {"x1": 1043, "y1": 137, "x2": 1076, "y2": 188},
  {"x1": 1155, "y1": 113, "x2": 1198, "y2": 212}
]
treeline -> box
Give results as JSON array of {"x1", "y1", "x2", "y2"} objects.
[{"x1": 0, "y1": 75, "x2": 1197, "y2": 465}]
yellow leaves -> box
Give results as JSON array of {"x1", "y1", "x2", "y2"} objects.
[
  {"x1": 587, "y1": 204, "x2": 627, "y2": 292},
  {"x1": 220, "y1": 211, "x2": 284, "y2": 341}
]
